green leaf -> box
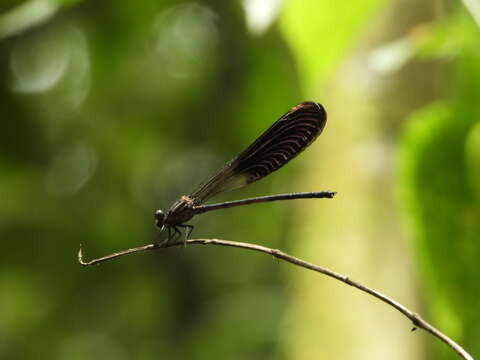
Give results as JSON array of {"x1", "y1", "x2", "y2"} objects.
[
  {"x1": 280, "y1": 0, "x2": 385, "y2": 93},
  {"x1": 398, "y1": 100, "x2": 480, "y2": 356}
]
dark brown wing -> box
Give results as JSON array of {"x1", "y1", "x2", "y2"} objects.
[{"x1": 190, "y1": 102, "x2": 327, "y2": 203}]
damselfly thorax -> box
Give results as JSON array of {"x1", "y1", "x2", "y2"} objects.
[{"x1": 155, "y1": 196, "x2": 197, "y2": 228}]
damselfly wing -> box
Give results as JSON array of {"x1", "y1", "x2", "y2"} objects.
[{"x1": 191, "y1": 102, "x2": 327, "y2": 202}]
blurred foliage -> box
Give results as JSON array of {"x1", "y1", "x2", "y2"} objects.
[
  {"x1": 280, "y1": 0, "x2": 383, "y2": 92},
  {"x1": 0, "y1": 0, "x2": 479, "y2": 359},
  {"x1": 0, "y1": 1, "x2": 302, "y2": 359},
  {"x1": 398, "y1": 7, "x2": 480, "y2": 359}
]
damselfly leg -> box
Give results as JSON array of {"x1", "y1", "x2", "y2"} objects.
[{"x1": 177, "y1": 224, "x2": 194, "y2": 240}]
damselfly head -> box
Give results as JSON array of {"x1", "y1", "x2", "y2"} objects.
[{"x1": 154, "y1": 209, "x2": 166, "y2": 230}]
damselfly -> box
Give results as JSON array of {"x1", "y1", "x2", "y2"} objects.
[{"x1": 155, "y1": 102, "x2": 335, "y2": 243}]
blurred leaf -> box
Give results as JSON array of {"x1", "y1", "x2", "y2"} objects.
[
  {"x1": 280, "y1": 0, "x2": 385, "y2": 93},
  {"x1": 0, "y1": 0, "x2": 61, "y2": 40},
  {"x1": 465, "y1": 121, "x2": 480, "y2": 200},
  {"x1": 398, "y1": 32, "x2": 480, "y2": 357},
  {"x1": 462, "y1": 0, "x2": 480, "y2": 28},
  {"x1": 416, "y1": 12, "x2": 480, "y2": 60},
  {"x1": 398, "y1": 99, "x2": 480, "y2": 357},
  {"x1": 397, "y1": 5, "x2": 480, "y2": 356}
]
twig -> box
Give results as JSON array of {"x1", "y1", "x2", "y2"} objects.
[{"x1": 78, "y1": 239, "x2": 474, "y2": 360}]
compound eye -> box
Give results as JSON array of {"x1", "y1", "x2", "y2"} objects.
[{"x1": 154, "y1": 209, "x2": 165, "y2": 221}]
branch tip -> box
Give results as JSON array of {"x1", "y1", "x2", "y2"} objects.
[{"x1": 78, "y1": 245, "x2": 87, "y2": 266}]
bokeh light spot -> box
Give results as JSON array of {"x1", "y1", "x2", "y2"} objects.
[
  {"x1": 44, "y1": 142, "x2": 97, "y2": 196},
  {"x1": 152, "y1": 3, "x2": 218, "y2": 79}
]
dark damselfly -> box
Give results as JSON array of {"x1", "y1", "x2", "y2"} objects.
[{"x1": 155, "y1": 102, "x2": 335, "y2": 243}]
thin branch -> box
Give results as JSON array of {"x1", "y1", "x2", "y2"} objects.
[{"x1": 78, "y1": 239, "x2": 474, "y2": 360}]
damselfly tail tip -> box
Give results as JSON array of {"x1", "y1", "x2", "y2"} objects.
[
  {"x1": 317, "y1": 191, "x2": 337, "y2": 199},
  {"x1": 327, "y1": 191, "x2": 337, "y2": 198}
]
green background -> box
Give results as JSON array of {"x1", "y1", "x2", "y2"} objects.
[{"x1": 0, "y1": 0, "x2": 479, "y2": 359}]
